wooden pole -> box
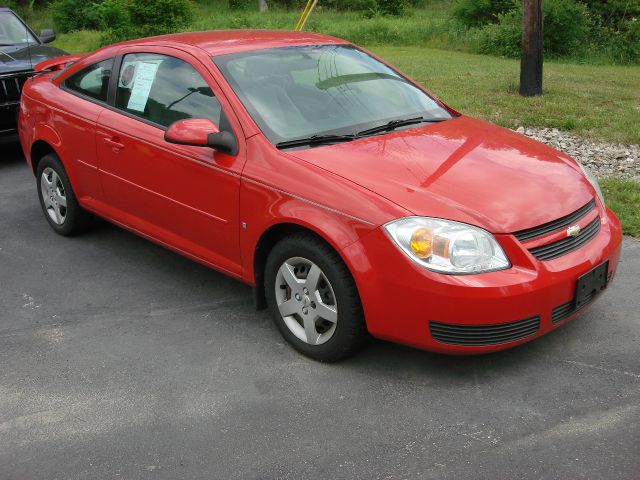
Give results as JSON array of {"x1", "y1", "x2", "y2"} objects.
[
  {"x1": 519, "y1": 0, "x2": 543, "y2": 96},
  {"x1": 259, "y1": 0, "x2": 268, "y2": 12}
]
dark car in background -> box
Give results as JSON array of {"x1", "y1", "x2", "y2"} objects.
[{"x1": 1, "y1": 6, "x2": 64, "y2": 141}]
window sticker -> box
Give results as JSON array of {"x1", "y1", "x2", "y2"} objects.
[
  {"x1": 119, "y1": 63, "x2": 137, "y2": 88},
  {"x1": 126, "y1": 61, "x2": 161, "y2": 112}
]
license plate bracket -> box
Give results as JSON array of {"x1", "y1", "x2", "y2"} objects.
[{"x1": 575, "y1": 261, "x2": 609, "y2": 310}]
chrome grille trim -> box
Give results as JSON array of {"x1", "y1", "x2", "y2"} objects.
[
  {"x1": 513, "y1": 199, "x2": 596, "y2": 242},
  {"x1": 529, "y1": 217, "x2": 600, "y2": 261}
]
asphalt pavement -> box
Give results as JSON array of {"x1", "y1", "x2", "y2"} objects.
[{"x1": 1, "y1": 144, "x2": 639, "y2": 480}]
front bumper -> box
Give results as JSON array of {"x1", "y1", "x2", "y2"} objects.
[{"x1": 344, "y1": 206, "x2": 622, "y2": 354}]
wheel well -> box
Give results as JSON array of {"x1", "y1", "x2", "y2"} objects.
[
  {"x1": 30, "y1": 140, "x2": 56, "y2": 176},
  {"x1": 253, "y1": 223, "x2": 333, "y2": 310}
]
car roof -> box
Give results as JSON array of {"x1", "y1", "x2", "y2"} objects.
[{"x1": 117, "y1": 30, "x2": 349, "y2": 56}]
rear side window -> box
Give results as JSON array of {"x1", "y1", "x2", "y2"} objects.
[
  {"x1": 115, "y1": 53, "x2": 222, "y2": 128},
  {"x1": 65, "y1": 58, "x2": 114, "y2": 103}
]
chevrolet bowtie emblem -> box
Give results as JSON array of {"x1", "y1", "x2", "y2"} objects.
[{"x1": 567, "y1": 225, "x2": 581, "y2": 238}]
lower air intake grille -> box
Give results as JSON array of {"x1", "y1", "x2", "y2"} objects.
[
  {"x1": 429, "y1": 316, "x2": 540, "y2": 346},
  {"x1": 551, "y1": 301, "x2": 574, "y2": 324},
  {"x1": 552, "y1": 289, "x2": 602, "y2": 325},
  {"x1": 529, "y1": 217, "x2": 600, "y2": 261}
]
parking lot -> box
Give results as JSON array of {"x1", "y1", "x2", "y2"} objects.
[{"x1": 1, "y1": 144, "x2": 639, "y2": 479}]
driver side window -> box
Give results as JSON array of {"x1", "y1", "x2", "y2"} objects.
[{"x1": 115, "y1": 53, "x2": 223, "y2": 129}]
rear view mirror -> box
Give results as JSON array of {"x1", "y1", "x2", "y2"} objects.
[
  {"x1": 39, "y1": 29, "x2": 56, "y2": 44},
  {"x1": 165, "y1": 118, "x2": 238, "y2": 155}
]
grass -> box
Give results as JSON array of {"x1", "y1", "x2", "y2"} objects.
[
  {"x1": 52, "y1": 30, "x2": 102, "y2": 53},
  {"x1": 371, "y1": 46, "x2": 640, "y2": 145},
  {"x1": 601, "y1": 178, "x2": 640, "y2": 237}
]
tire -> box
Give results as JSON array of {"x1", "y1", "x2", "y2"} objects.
[
  {"x1": 264, "y1": 233, "x2": 369, "y2": 362},
  {"x1": 36, "y1": 153, "x2": 92, "y2": 236}
]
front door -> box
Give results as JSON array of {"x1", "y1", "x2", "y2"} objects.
[{"x1": 95, "y1": 48, "x2": 246, "y2": 276}]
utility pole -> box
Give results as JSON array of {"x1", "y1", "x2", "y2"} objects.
[
  {"x1": 519, "y1": 0, "x2": 543, "y2": 96},
  {"x1": 259, "y1": 0, "x2": 268, "y2": 12}
]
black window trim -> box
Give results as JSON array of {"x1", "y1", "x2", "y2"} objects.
[
  {"x1": 59, "y1": 50, "x2": 239, "y2": 150},
  {"x1": 60, "y1": 56, "x2": 115, "y2": 109}
]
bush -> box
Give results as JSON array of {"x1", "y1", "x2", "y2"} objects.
[
  {"x1": 582, "y1": 0, "x2": 640, "y2": 29},
  {"x1": 474, "y1": 0, "x2": 592, "y2": 58},
  {"x1": 452, "y1": 0, "x2": 515, "y2": 28},
  {"x1": 228, "y1": 0, "x2": 254, "y2": 9},
  {"x1": 229, "y1": 0, "x2": 398, "y2": 12},
  {"x1": 599, "y1": 18, "x2": 640, "y2": 64},
  {"x1": 128, "y1": 0, "x2": 195, "y2": 37},
  {"x1": 98, "y1": 0, "x2": 194, "y2": 44},
  {"x1": 376, "y1": 0, "x2": 406, "y2": 16},
  {"x1": 50, "y1": 0, "x2": 103, "y2": 33}
]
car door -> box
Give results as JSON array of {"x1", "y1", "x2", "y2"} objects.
[
  {"x1": 54, "y1": 57, "x2": 114, "y2": 202},
  {"x1": 95, "y1": 47, "x2": 246, "y2": 277}
]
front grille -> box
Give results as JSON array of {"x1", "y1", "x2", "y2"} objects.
[
  {"x1": 0, "y1": 72, "x2": 32, "y2": 105},
  {"x1": 514, "y1": 200, "x2": 596, "y2": 242},
  {"x1": 529, "y1": 217, "x2": 600, "y2": 261},
  {"x1": 429, "y1": 316, "x2": 540, "y2": 346}
]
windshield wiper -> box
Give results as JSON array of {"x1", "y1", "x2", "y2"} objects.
[
  {"x1": 357, "y1": 116, "x2": 450, "y2": 137},
  {"x1": 276, "y1": 134, "x2": 358, "y2": 150}
]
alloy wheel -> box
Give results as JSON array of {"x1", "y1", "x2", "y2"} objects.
[
  {"x1": 275, "y1": 257, "x2": 338, "y2": 345},
  {"x1": 40, "y1": 167, "x2": 67, "y2": 225}
]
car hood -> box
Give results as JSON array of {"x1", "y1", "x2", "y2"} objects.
[
  {"x1": 0, "y1": 44, "x2": 66, "y2": 75},
  {"x1": 287, "y1": 116, "x2": 594, "y2": 233}
]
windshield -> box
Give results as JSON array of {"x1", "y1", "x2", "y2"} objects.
[
  {"x1": 0, "y1": 12, "x2": 37, "y2": 45},
  {"x1": 213, "y1": 45, "x2": 453, "y2": 145}
]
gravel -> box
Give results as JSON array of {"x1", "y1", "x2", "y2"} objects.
[{"x1": 514, "y1": 126, "x2": 640, "y2": 180}]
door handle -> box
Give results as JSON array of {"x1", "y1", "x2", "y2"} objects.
[{"x1": 104, "y1": 136, "x2": 125, "y2": 151}]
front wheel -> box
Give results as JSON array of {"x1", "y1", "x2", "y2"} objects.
[{"x1": 265, "y1": 233, "x2": 368, "y2": 362}]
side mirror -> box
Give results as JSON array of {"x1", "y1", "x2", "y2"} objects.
[
  {"x1": 39, "y1": 29, "x2": 56, "y2": 44},
  {"x1": 165, "y1": 118, "x2": 238, "y2": 155}
]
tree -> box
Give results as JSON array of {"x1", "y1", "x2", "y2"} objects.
[
  {"x1": 259, "y1": 0, "x2": 268, "y2": 12},
  {"x1": 519, "y1": 0, "x2": 543, "y2": 96}
]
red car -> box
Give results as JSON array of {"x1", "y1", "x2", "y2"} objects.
[{"x1": 19, "y1": 31, "x2": 621, "y2": 361}]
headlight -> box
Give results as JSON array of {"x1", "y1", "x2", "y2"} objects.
[
  {"x1": 384, "y1": 217, "x2": 510, "y2": 274},
  {"x1": 578, "y1": 162, "x2": 605, "y2": 206}
]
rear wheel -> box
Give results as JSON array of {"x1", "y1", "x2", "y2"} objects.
[
  {"x1": 265, "y1": 233, "x2": 368, "y2": 362},
  {"x1": 36, "y1": 153, "x2": 92, "y2": 236}
]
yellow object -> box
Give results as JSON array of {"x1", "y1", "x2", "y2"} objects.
[
  {"x1": 295, "y1": 0, "x2": 319, "y2": 31},
  {"x1": 410, "y1": 228, "x2": 433, "y2": 259}
]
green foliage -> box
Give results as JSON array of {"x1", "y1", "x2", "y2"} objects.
[
  {"x1": 50, "y1": 0, "x2": 103, "y2": 33},
  {"x1": 228, "y1": 0, "x2": 377, "y2": 10},
  {"x1": 228, "y1": 0, "x2": 254, "y2": 9},
  {"x1": 98, "y1": 0, "x2": 194, "y2": 44},
  {"x1": 98, "y1": 0, "x2": 131, "y2": 43},
  {"x1": 600, "y1": 178, "x2": 640, "y2": 237},
  {"x1": 582, "y1": 0, "x2": 640, "y2": 29},
  {"x1": 543, "y1": 0, "x2": 592, "y2": 56},
  {"x1": 43, "y1": 0, "x2": 640, "y2": 65},
  {"x1": 375, "y1": 0, "x2": 407, "y2": 16},
  {"x1": 452, "y1": 0, "x2": 515, "y2": 27},
  {"x1": 474, "y1": 0, "x2": 593, "y2": 58},
  {"x1": 128, "y1": 0, "x2": 195, "y2": 37},
  {"x1": 227, "y1": 0, "x2": 406, "y2": 13}
]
